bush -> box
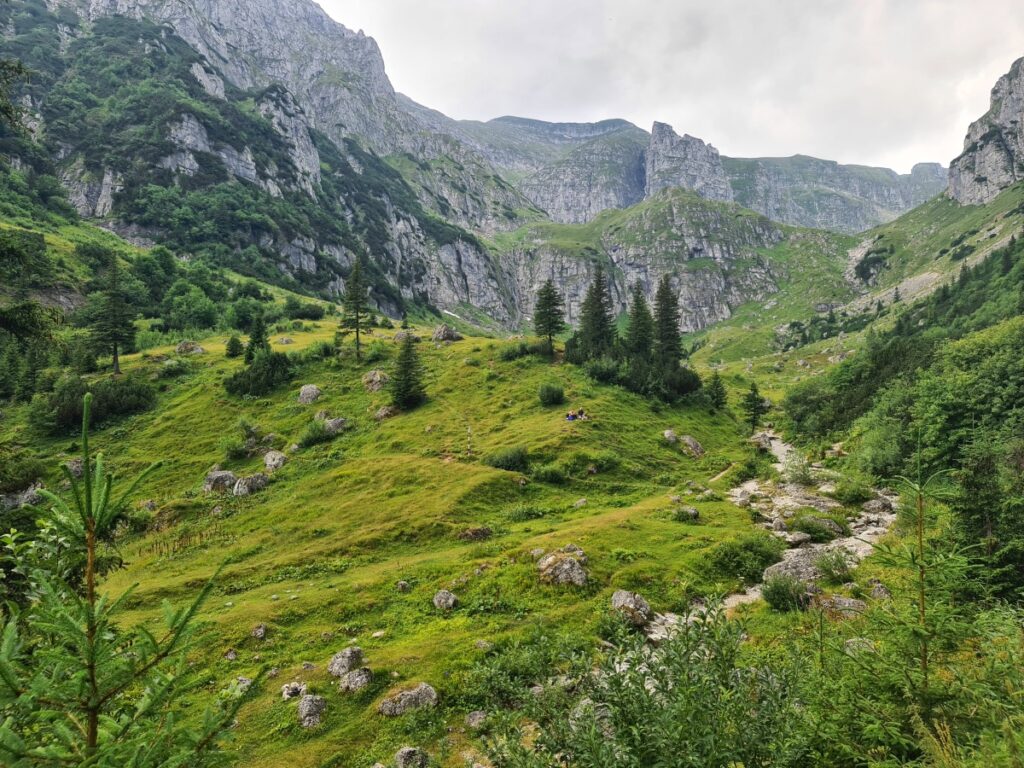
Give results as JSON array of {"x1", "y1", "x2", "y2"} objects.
[
  {"x1": 0, "y1": 448, "x2": 46, "y2": 494},
  {"x1": 815, "y1": 549, "x2": 854, "y2": 584},
  {"x1": 303, "y1": 341, "x2": 335, "y2": 362},
  {"x1": 791, "y1": 512, "x2": 846, "y2": 543},
  {"x1": 223, "y1": 352, "x2": 293, "y2": 397},
  {"x1": 762, "y1": 575, "x2": 810, "y2": 612},
  {"x1": 31, "y1": 375, "x2": 157, "y2": 433},
  {"x1": 499, "y1": 342, "x2": 530, "y2": 362},
  {"x1": 364, "y1": 340, "x2": 388, "y2": 364},
  {"x1": 584, "y1": 356, "x2": 620, "y2": 384},
  {"x1": 537, "y1": 383, "x2": 565, "y2": 406},
  {"x1": 505, "y1": 503, "x2": 550, "y2": 522},
  {"x1": 708, "y1": 533, "x2": 785, "y2": 584},
  {"x1": 783, "y1": 452, "x2": 814, "y2": 485},
  {"x1": 225, "y1": 335, "x2": 244, "y2": 358},
  {"x1": 532, "y1": 463, "x2": 566, "y2": 484},
  {"x1": 156, "y1": 359, "x2": 192, "y2": 379},
  {"x1": 830, "y1": 474, "x2": 875, "y2": 505},
  {"x1": 298, "y1": 419, "x2": 335, "y2": 449},
  {"x1": 484, "y1": 446, "x2": 530, "y2": 473}
]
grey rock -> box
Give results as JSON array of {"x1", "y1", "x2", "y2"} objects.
[
  {"x1": 537, "y1": 546, "x2": 588, "y2": 586},
  {"x1": 264, "y1": 450, "x2": 287, "y2": 471},
  {"x1": 232, "y1": 473, "x2": 269, "y2": 497},
  {"x1": 375, "y1": 406, "x2": 398, "y2": 421},
  {"x1": 862, "y1": 497, "x2": 894, "y2": 515},
  {"x1": 679, "y1": 435, "x2": 704, "y2": 457},
  {"x1": 338, "y1": 667, "x2": 373, "y2": 692},
  {"x1": 251, "y1": 623, "x2": 267, "y2": 640},
  {"x1": 611, "y1": 590, "x2": 652, "y2": 626},
  {"x1": 298, "y1": 384, "x2": 322, "y2": 404},
  {"x1": 378, "y1": 682, "x2": 438, "y2": 716},
  {"x1": 324, "y1": 417, "x2": 349, "y2": 435},
  {"x1": 431, "y1": 323, "x2": 463, "y2": 342},
  {"x1": 465, "y1": 710, "x2": 487, "y2": 729},
  {"x1": 203, "y1": 470, "x2": 238, "y2": 494},
  {"x1": 395, "y1": 747, "x2": 428, "y2": 768},
  {"x1": 818, "y1": 595, "x2": 867, "y2": 616},
  {"x1": 868, "y1": 579, "x2": 892, "y2": 600},
  {"x1": 175, "y1": 340, "x2": 204, "y2": 355},
  {"x1": 281, "y1": 681, "x2": 306, "y2": 700},
  {"x1": 393, "y1": 331, "x2": 422, "y2": 344},
  {"x1": 328, "y1": 647, "x2": 363, "y2": 677},
  {"x1": 297, "y1": 694, "x2": 325, "y2": 728},
  {"x1": 646, "y1": 122, "x2": 733, "y2": 202},
  {"x1": 396, "y1": 580, "x2": 411, "y2": 593},
  {"x1": 433, "y1": 589, "x2": 458, "y2": 611},
  {"x1": 64, "y1": 458, "x2": 84, "y2": 478},
  {"x1": 362, "y1": 369, "x2": 390, "y2": 392},
  {"x1": 663, "y1": 429, "x2": 678, "y2": 444}
]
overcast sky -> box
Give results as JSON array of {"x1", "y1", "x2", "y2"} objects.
[{"x1": 317, "y1": 0, "x2": 1024, "y2": 173}]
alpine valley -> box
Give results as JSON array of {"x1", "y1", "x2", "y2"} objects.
[{"x1": 1, "y1": 1, "x2": 1024, "y2": 768}]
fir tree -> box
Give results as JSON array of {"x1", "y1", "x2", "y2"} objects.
[
  {"x1": 577, "y1": 265, "x2": 615, "y2": 360},
  {"x1": 88, "y1": 252, "x2": 136, "y2": 375},
  {"x1": 225, "y1": 334, "x2": 244, "y2": 358},
  {"x1": 0, "y1": 394, "x2": 246, "y2": 765},
  {"x1": 741, "y1": 382, "x2": 769, "y2": 433},
  {"x1": 244, "y1": 313, "x2": 270, "y2": 363},
  {"x1": 343, "y1": 257, "x2": 370, "y2": 360},
  {"x1": 390, "y1": 334, "x2": 426, "y2": 409},
  {"x1": 401, "y1": 312, "x2": 410, "y2": 330},
  {"x1": 707, "y1": 370, "x2": 727, "y2": 411},
  {"x1": 533, "y1": 279, "x2": 566, "y2": 356},
  {"x1": 624, "y1": 282, "x2": 654, "y2": 362},
  {"x1": 653, "y1": 275, "x2": 682, "y2": 369}
]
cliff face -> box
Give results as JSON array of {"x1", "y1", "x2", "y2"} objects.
[
  {"x1": 949, "y1": 56, "x2": 1024, "y2": 205},
  {"x1": 725, "y1": 156, "x2": 947, "y2": 233},
  {"x1": 644, "y1": 122, "x2": 734, "y2": 203}
]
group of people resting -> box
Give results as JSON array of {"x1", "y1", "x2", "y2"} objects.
[{"x1": 565, "y1": 408, "x2": 588, "y2": 422}]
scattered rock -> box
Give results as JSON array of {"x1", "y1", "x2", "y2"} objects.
[
  {"x1": 818, "y1": 595, "x2": 867, "y2": 616},
  {"x1": 680, "y1": 435, "x2": 705, "y2": 457},
  {"x1": 302, "y1": 661, "x2": 316, "y2": 670},
  {"x1": 378, "y1": 683, "x2": 438, "y2": 716},
  {"x1": 264, "y1": 450, "x2": 287, "y2": 472},
  {"x1": 233, "y1": 473, "x2": 269, "y2": 497},
  {"x1": 868, "y1": 579, "x2": 892, "y2": 600},
  {"x1": 297, "y1": 694, "x2": 325, "y2": 728},
  {"x1": 862, "y1": 497, "x2": 894, "y2": 515},
  {"x1": 465, "y1": 710, "x2": 487, "y2": 730},
  {"x1": 611, "y1": 590, "x2": 652, "y2": 627},
  {"x1": 750, "y1": 432, "x2": 774, "y2": 453},
  {"x1": 203, "y1": 470, "x2": 238, "y2": 494},
  {"x1": 396, "y1": 580, "x2": 411, "y2": 593},
  {"x1": 338, "y1": 667, "x2": 373, "y2": 693},
  {"x1": 235, "y1": 676, "x2": 253, "y2": 693},
  {"x1": 529, "y1": 548, "x2": 545, "y2": 560},
  {"x1": 395, "y1": 747, "x2": 428, "y2": 768},
  {"x1": 784, "y1": 531, "x2": 814, "y2": 547},
  {"x1": 64, "y1": 458, "x2": 83, "y2": 478},
  {"x1": 474, "y1": 639, "x2": 492, "y2": 651},
  {"x1": 176, "y1": 340, "x2": 204, "y2": 355},
  {"x1": 281, "y1": 682, "x2": 306, "y2": 700},
  {"x1": 573, "y1": 498, "x2": 588, "y2": 509},
  {"x1": 803, "y1": 516, "x2": 844, "y2": 537},
  {"x1": 362, "y1": 369, "x2": 390, "y2": 392},
  {"x1": 140, "y1": 499, "x2": 157, "y2": 511},
  {"x1": 277, "y1": 337, "x2": 294, "y2": 345},
  {"x1": 675, "y1": 506, "x2": 700, "y2": 521},
  {"x1": 433, "y1": 589, "x2": 459, "y2": 611},
  {"x1": 251, "y1": 623, "x2": 267, "y2": 641},
  {"x1": 663, "y1": 429, "x2": 678, "y2": 444},
  {"x1": 375, "y1": 406, "x2": 398, "y2": 421},
  {"x1": 393, "y1": 331, "x2": 421, "y2": 344},
  {"x1": 537, "y1": 546, "x2": 588, "y2": 587},
  {"x1": 324, "y1": 417, "x2": 349, "y2": 435},
  {"x1": 298, "y1": 384, "x2": 322, "y2": 404},
  {"x1": 224, "y1": 648, "x2": 237, "y2": 661},
  {"x1": 432, "y1": 324, "x2": 463, "y2": 342},
  {"x1": 328, "y1": 647, "x2": 363, "y2": 677},
  {"x1": 458, "y1": 526, "x2": 492, "y2": 542},
  {"x1": 844, "y1": 637, "x2": 876, "y2": 655}
]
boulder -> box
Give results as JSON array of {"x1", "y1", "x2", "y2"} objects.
[
  {"x1": 203, "y1": 470, "x2": 238, "y2": 494},
  {"x1": 573, "y1": 498, "x2": 588, "y2": 509},
  {"x1": 64, "y1": 458, "x2": 84, "y2": 478},
  {"x1": 680, "y1": 435, "x2": 705, "y2": 457},
  {"x1": 176, "y1": 340, "x2": 204, "y2": 355},
  {"x1": 281, "y1": 681, "x2": 306, "y2": 700},
  {"x1": 378, "y1": 683, "x2": 438, "y2": 716},
  {"x1": 362, "y1": 369, "x2": 390, "y2": 392},
  {"x1": 458, "y1": 527, "x2": 492, "y2": 541},
  {"x1": 433, "y1": 589, "x2": 458, "y2": 611},
  {"x1": 338, "y1": 667, "x2": 373, "y2": 693},
  {"x1": 537, "y1": 547, "x2": 588, "y2": 587},
  {"x1": 611, "y1": 590, "x2": 652, "y2": 627},
  {"x1": 324, "y1": 417, "x2": 349, "y2": 435},
  {"x1": 395, "y1": 747, "x2": 428, "y2": 768},
  {"x1": 750, "y1": 432, "x2": 774, "y2": 453},
  {"x1": 298, "y1": 384, "x2": 322, "y2": 404},
  {"x1": 862, "y1": 497, "x2": 894, "y2": 515},
  {"x1": 233, "y1": 473, "x2": 269, "y2": 497},
  {"x1": 251, "y1": 623, "x2": 267, "y2": 640},
  {"x1": 328, "y1": 647, "x2": 363, "y2": 678},
  {"x1": 264, "y1": 450, "x2": 287, "y2": 471},
  {"x1": 396, "y1": 580, "x2": 411, "y2": 593},
  {"x1": 803, "y1": 516, "x2": 844, "y2": 537},
  {"x1": 393, "y1": 331, "x2": 421, "y2": 344},
  {"x1": 675, "y1": 506, "x2": 700, "y2": 522},
  {"x1": 431, "y1": 324, "x2": 463, "y2": 342},
  {"x1": 277, "y1": 337, "x2": 294, "y2": 345},
  {"x1": 465, "y1": 710, "x2": 487, "y2": 730},
  {"x1": 297, "y1": 694, "x2": 325, "y2": 728},
  {"x1": 763, "y1": 548, "x2": 821, "y2": 584},
  {"x1": 663, "y1": 429, "x2": 678, "y2": 444},
  {"x1": 375, "y1": 406, "x2": 398, "y2": 421},
  {"x1": 1, "y1": 483, "x2": 42, "y2": 511},
  {"x1": 868, "y1": 579, "x2": 892, "y2": 600},
  {"x1": 818, "y1": 595, "x2": 867, "y2": 616}
]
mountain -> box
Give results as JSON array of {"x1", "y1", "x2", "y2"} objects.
[{"x1": 949, "y1": 55, "x2": 1024, "y2": 205}]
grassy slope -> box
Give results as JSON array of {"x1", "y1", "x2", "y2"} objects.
[{"x1": 1, "y1": 320, "x2": 803, "y2": 767}]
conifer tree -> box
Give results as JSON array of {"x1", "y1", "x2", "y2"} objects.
[
  {"x1": 653, "y1": 274, "x2": 682, "y2": 369},
  {"x1": 624, "y1": 282, "x2": 654, "y2": 362},
  {"x1": 533, "y1": 279, "x2": 566, "y2": 356},
  {"x1": 244, "y1": 313, "x2": 270, "y2": 363},
  {"x1": 577, "y1": 265, "x2": 615, "y2": 360},
  {"x1": 707, "y1": 370, "x2": 727, "y2": 411},
  {"x1": 741, "y1": 382, "x2": 768, "y2": 433},
  {"x1": 89, "y1": 252, "x2": 135, "y2": 375},
  {"x1": 0, "y1": 394, "x2": 246, "y2": 765},
  {"x1": 225, "y1": 334, "x2": 244, "y2": 358},
  {"x1": 390, "y1": 334, "x2": 426, "y2": 409},
  {"x1": 343, "y1": 257, "x2": 370, "y2": 360}
]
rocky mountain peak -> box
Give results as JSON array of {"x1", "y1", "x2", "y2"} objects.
[
  {"x1": 948, "y1": 55, "x2": 1024, "y2": 205},
  {"x1": 645, "y1": 122, "x2": 734, "y2": 203}
]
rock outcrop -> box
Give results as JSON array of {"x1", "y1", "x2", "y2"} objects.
[
  {"x1": 949, "y1": 56, "x2": 1024, "y2": 205},
  {"x1": 645, "y1": 122, "x2": 733, "y2": 203},
  {"x1": 378, "y1": 683, "x2": 438, "y2": 716}
]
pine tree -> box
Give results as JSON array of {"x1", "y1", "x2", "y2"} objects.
[
  {"x1": 533, "y1": 279, "x2": 566, "y2": 356},
  {"x1": 624, "y1": 282, "x2": 654, "y2": 362},
  {"x1": 653, "y1": 274, "x2": 682, "y2": 369},
  {"x1": 707, "y1": 370, "x2": 727, "y2": 411},
  {"x1": 577, "y1": 265, "x2": 615, "y2": 360},
  {"x1": 741, "y1": 382, "x2": 768, "y2": 433},
  {"x1": 244, "y1": 313, "x2": 270, "y2": 363},
  {"x1": 343, "y1": 257, "x2": 370, "y2": 360},
  {"x1": 225, "y1": 334, "x2": 244, "y2": 358},
  {"x1": 401, "y1": 312, "x2": 410, "y2": 330},
  {"x1": 390, "y1": 334, "x2": 426, "y2": 409},
  {"x1": 0, "y1": 394, "x2": 246, "y2": 765},
  {"x1": 88, "y1": 253, "x2": 135, "y2": 375}
]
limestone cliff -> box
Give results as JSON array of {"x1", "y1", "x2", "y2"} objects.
[
  {"x1": 644, "y1": 122, "x2": 734, "y2": 203},
  {"x1": 948, "y1": 56, "x2": 1024, "y2": 205}
]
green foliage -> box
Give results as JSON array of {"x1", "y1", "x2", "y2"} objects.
[
  {"x1": 484, "y1": 446, "x2": 530, "y2": 473},
  {"x1": 0, "y1": 447, "x2": 45, "y2": 494},
  {"x1": 624, "y1": 281, "x2": 654, "y2": 362},
  {"x1": 341, "y1": 257, "x2": 369, "y2": 359},
  {"x1": 741, "y1": 382, "x2": 769, "y2": 433},
  {"x1": 30, "y1": 374, "x2": 156, "y2": 434},
  {"x1": 537, "y1": 383, "x2": 565, "y2": 406},
  {"x1": 531, "y1": 464, "x2": 566, "y2": 485},
  {"x1": 762, "y1": 575, "x2": 810, "y2": 611},
  {"x1": 574, "y1": 264, "x2": 615, "y2": 361},
  {"x1": 223, "y1": 351, "x2": 293, "y2": 397},
  {"x1": 243, "y1": 314, "x2": 270, "y2": 364},
  {"x1": 653, "y1": 274, "x2": 682, "y2": 369},
  {"x1": 708, "y1": 532, "x2": 784, "y2": 585},
  {"x1": 815, "y1": 549, "x2": 854, "y2": 584},
  {"x1": 390, "y1": 334, "x2": 426, "y2": 409},
  {"x1": 298, "y1": 419, "x2": 335, "y2": 449},
  {"x1": 533, "y1": 279, "x2": 566, "y2": 355},
  {"x1": 225, "y1": 335, "x2": 243, "y2": 358},
  {"x1": 82, "y1": 248, "x2": 136, "y2": 373},
  {"x1": 706, "y1": 370, "x2": 727, "y2": 411}
]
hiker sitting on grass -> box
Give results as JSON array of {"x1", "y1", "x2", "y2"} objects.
[
  {"x1": 566, "y1": 411, "x2": 577, "y2": 422},
  {"x1": 576, "y1": 408, "x2": 588, "y2": 421}
]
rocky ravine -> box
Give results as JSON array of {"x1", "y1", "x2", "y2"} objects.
[{"x1": 949, "y1": 55, "x2": 1024, "y2": 206}]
